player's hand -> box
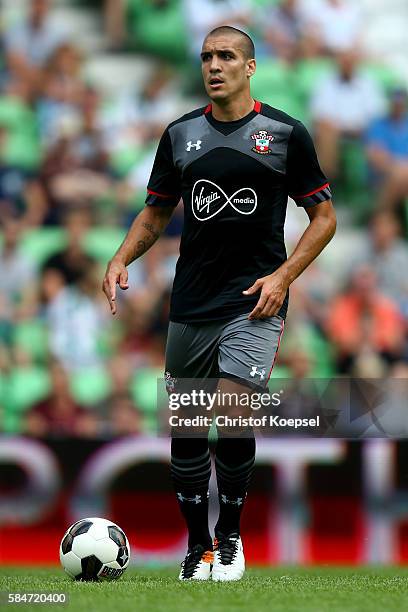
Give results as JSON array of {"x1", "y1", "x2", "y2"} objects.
[
  {"x1": 102, "y1": 258, "x2": 129, "y2": 315},
  {"x1": 243, "y1": 271, "x2": 288, "y2": 320}
]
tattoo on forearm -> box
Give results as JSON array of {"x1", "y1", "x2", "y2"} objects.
[
  {"x1": 135, "y1": 240, "x2": 147, "y2": 257},
  {"x1": 134, "y1": 230, "x2": 159, "y2": 258},
  {"x1": 130, "y1": 221, "x2": 162, "y2": 260},
  {"x1": 142, "y1": 222, "x2": 160, "y2": 240}
]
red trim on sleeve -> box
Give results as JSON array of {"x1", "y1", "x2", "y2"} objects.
[
  {"x1": 204, "y1": 104, "x2": 212, "y2": 114},
  {"x1": 147, "y1": 189, "x2": 175, "y2": 199},
  {"x1": 292, "y1": 182, "x2": 329, "y2": 199},
  {"x1": 253, "y1": 100, "x2": 262, "y2": 113}
]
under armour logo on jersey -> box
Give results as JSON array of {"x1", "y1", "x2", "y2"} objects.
[
  {"x1": 192, "y1": 179, "x2": 257, "y2": 221},
  {"x1": 177, "y1": 492, "x2": 202, "y2": 504},
  {"x1": 221, "y1": 495, "x2": 243, "y2": 506},
  {"x1": 250, "y1": 366, "x2": 265, "y2": 380},
  {"x1": 186, "y1": 140, "x2": 202, "y2": 151}
]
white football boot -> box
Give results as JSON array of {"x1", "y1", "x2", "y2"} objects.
[
  {"x1": 212, "y1": 532, "x2": 245, "y2": 582},
  {"x1": 178, "y1": 544, "x2": 214, "y2": 581}
]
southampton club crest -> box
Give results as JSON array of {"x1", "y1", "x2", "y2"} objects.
[{"x1": 251, "y1": 130, "x2": 274, "y2": 155}]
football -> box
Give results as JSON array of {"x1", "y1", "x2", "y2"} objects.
[{"x1": 59, "y1": 517, "x2": 130, "y2": 581}]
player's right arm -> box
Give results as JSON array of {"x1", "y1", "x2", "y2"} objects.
[
  {"x1": 102, "y1": 127, "x2": 181, "y2": 315},
  {"x1": 102, "y1": 206, "x2": 175, "y2": 314}
]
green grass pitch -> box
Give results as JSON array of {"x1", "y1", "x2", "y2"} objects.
[{"x1": 1, "y1": 566, "x2": 408, "y2": 612}]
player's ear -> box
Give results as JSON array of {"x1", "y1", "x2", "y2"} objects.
[{"x1": 246, "y1": 59, "x2": 256, "y2": 78}]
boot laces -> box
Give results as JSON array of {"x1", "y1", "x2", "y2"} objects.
[
  {"x1": 214, "y1": 533, "x2": 239, "y2": 565},
  {"x1": 180, "y1": 545, "x2": 208, "y2": 579}
]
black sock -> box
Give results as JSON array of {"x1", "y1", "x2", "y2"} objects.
[
  {"x1": 171, "y1": 437, "x2": 212, "y2": 551},
  {"x1": 214, "y1": 434, "x2": 255, "y2": 536}
]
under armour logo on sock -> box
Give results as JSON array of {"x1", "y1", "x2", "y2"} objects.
[
  {"x1": 221, "y1": 494, "x2": 243, "y2": 506},
  {"x1": 250, "y1": 365, "x2": 265, "y2": 380},
  {"x1": 186, "y1": 140, "x2": 202, "y2": 151},
  {"x1": 177, "y1": 492, "x2": 202, "y2": 504}
]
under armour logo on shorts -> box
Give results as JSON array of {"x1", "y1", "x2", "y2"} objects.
[
  {"x1": 186, "y1": 140, "x2": 202, "y2": 151},
  {"x1": 250, "y1": 365, "x2": 265, "y2": 380}
]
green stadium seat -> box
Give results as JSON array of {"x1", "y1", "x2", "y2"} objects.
[
  {"x1": 12, "y1": 319, "x2": 49, "y2": 363},
  {"x1": 0, "y1": 96, "x2": 41, "y2": 170},
  {"x1": 249, "y1": 0, "x2": 280, "y2": 6},
  {"x1": 110, "y1": 144, "x2": 146, "y2": 178},
  {"x1": 296, "y1": 326, "x2": 335, "y2": 378},
  {"x1": 130, "y1": 367, "x2": 163, "y2": 432},
  {"x1": 20, "y1": 228, "x2": 67, "y2": 266},
  {"x1": 269, "y1": 365, "x2": 291, "y2": 381},
  {"x1": 130, "y1": 367, "x2": 162, "y2": 414},
  {"x1": 83, "y1": 227, "x2": 126, "y2": 265},
  {"x1": 361, "y1": 63, "x2": 402, "y2": 93},
  {"x1": 70, "y1": 366, "x2": 112, "y2": 406},
  {"x1": 295, "y1": 58, "x2": 335, "y2": 115},
  {"x1": 126, "y1": 0, "x2": 187, "y2": 63},
  {"x1": 337, "y1": 139, "x2": 371, "y2": 218},
  {"x1": 251, "y1": 59, "x2": 307, "y2": 122},
  {"x1": 7, "y1": 366, "x2": 51, "y2": 413}
]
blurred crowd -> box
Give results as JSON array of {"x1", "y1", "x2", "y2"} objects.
[{"x1": 0, "y1": 0, "x2": 408, "y2": 439}]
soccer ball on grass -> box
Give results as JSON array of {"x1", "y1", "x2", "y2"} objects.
[{"x1": 60, "y1": 517, "x2": 130, "y2": 581}]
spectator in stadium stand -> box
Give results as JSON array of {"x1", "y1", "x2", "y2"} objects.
[
  {"x1": 0, "y1": 89, "x2": 48, "y2": 227},
  {"x1": 310, "y1": 49, "x2": 386, "y2": 179},
  {"x1": 0, "y1": 219, "x2": 37, "y2": 324},
  {"x1": 325, "y1": 264, "x2": 405, "y2": 374},
  {"x1": 37, "y1": 43, "x2": 85, "y2": 145},
  {"x1": 24, "y1": 360, "x2": 99, "y2": 438},
  {"x1": 102, "y1": 63, "x2": 182, "y2": 156},
  {"x1": 353, "y1": 211, "x2": 408, "y2": 309},
  {"x1": 183, "y1": 0, "x2": 253, "y2": 58},
  {"x1": 39, "y1": 87, "x2": 112, "y2": 223},
  {"x1": 46, "y1": 260, "x2": 108, "y2": 371},
  {"x1": 104, "y1": 0, "x2": 127, "y2": 50},
  {"x1": 105, "y1": 393, "x2": 143, "y2": 437},
  {"x1": 300, "y1": 0, "x2": 361, "y2": 55},
  {"x1": 4, "y1": 0, "x2": 69, "y2": 93},
  {"x1": 103, "y1": 26, "x2": 336, "y2": 581},
  {"x1": 260, "y1": 0, "x2": 304, "y2": 62},
  {"x1": 365, "y1": 88, "x2": 408, "y2": 212},
  {"x1": 42, "y1": 208, "x2": 95, "y2": 285}
]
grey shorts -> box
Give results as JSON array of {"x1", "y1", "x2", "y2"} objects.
[{"x1": 165, "y1": 312, "x2": 285, "y2": 390}]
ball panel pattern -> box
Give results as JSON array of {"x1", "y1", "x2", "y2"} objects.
[
  {"x1": 60, "y1": 532, "x2": 74, "y2": 554},
  {"x1": 70, "y1": 520, "x2": 93, "y2": 537},
  {"x1": 108, "y1": 525, "x2": 127, "y2": 547},
  {"x1": 91, "y1": 538, "x2": 118, "y2": 564},
  {"x1": 116, "y1": 545, "x2": 129, "y2": 568},
  {"x1": 60, "y1": 550, "x2": 82, "y2": 578},
  {"x1": 76, "y1": 555, "x2": 103, "y2": 581},
  {"x1": 71, "y1": 533, "x2": 97, "y2": 558},
  {"x1": 88, "y1": 520, "x2": 109, "y2": 541}
]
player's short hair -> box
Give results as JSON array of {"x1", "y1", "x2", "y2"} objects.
[{"x1": 204, "y1": 26, "x2": 255, "y2": 60}]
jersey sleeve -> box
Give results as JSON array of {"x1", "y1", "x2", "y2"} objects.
[
  {"x1": 287, "y1": 121, "x2": 332, "y2": 208},
  {"x1": 145, "y1": 128, "x2": 181, "y2": 207}
]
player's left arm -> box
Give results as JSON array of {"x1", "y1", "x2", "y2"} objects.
[
  {"x1": 243, "y1": 200, "x2": 336, "y2": 319},
  {"x1": 244, "y1": 120, "x2": 336, "y2": 320}
]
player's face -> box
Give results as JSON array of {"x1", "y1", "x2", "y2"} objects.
[{"x1": 201, "y1": 35, "x2": 254, "y2": 102}]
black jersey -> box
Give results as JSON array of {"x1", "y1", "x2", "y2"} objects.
[{"x1": 145, "y1": 101, "x2": 331, "y2": 323}]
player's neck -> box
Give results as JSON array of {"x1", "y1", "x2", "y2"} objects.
[{"x1": 210, "y1": 95, "x2": 255, "y2": 122}]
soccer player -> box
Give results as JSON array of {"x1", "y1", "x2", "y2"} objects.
[{"x1": 102, "y1": 26, "x2": 336, "y2": 581}]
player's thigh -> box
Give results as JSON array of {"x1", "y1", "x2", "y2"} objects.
[
  {"x1": 165, "y1": 321, "x2": 221, "y2": 380},
  {"x1": 218, "y1": 313, "x2": 285, "y2": 388}
]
